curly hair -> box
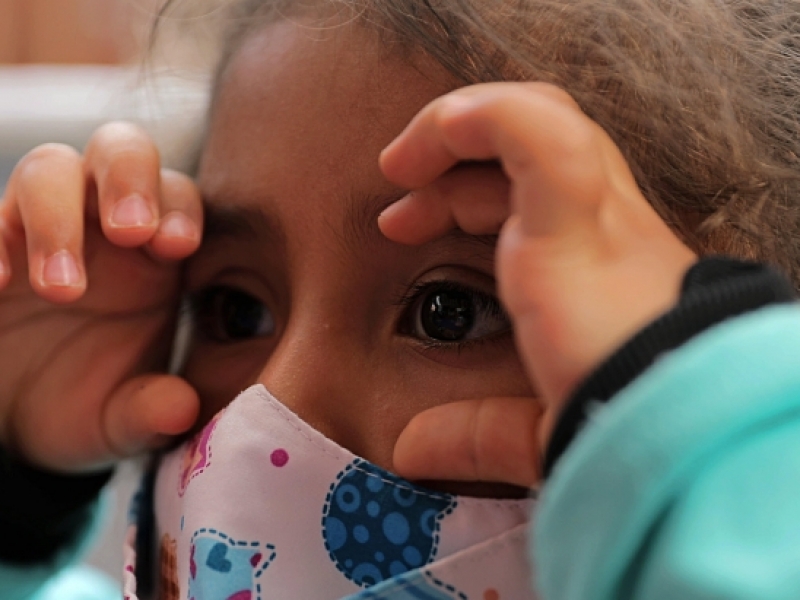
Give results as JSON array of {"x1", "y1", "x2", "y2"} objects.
[{"x1": 154, "y1": 0, "x2": 800, "y2": 288}]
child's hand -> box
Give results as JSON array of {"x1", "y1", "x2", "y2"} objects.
[
  {"x1": 0, "y1": 123, "x2": 202, "y2": 472},
  {"x1": 380, "y1": 83, "x2": 696, "y2": 487}
]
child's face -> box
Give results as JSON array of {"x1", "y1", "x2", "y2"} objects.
[{"x1": 183, "y1": 20, "x2": 535, "y2": 481}]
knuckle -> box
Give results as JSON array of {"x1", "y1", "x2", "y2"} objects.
[
  {"x1": 87, "y1": 121, "x2": 160, "y2": 165},
  {"x1": 161, "y1": 168, "x2": 193, "y2": 192},
  {"x1": 15, "y1": 144, "x2": 81, "y2": 190},
  {"x1": 18, "y1": 143, "x2": 80, "y2": 174},
  {"x1": 161, "y1": 169, "x2": 202, "y2": 208},
  {"x1": 516, "y1": 84, "x2": 597, "y2": 159},
  {"x1": 557, "y1": 120, "x2": 597, "y2": 160},
  {"x1": 526, "y1": 81, "x2": 581, "y2": 109},
  {"x1": 91, "y1": 121, "x2": 149, "y2": 146}
]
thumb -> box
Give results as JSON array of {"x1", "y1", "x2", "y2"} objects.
[
  {"x1": 103, "y1": 374, "x2": 199, "y2": 459},
  {"x1": 393, "y1": 397, "x2": 544, "y2": 488}
]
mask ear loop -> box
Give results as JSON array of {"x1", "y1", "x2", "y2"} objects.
[
  {"x1": 132, "y1": 455, "x2": 160, "y2": 597},
  {"x1": 132, "y1": 296, "x2": 191, "y2": 595}
]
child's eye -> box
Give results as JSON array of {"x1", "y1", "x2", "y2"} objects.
[
  {"x1": 188, "y1": 286, "x2": 275, "y2": 343},
  {"x1": 399, "y1": 281, "x2": 511, "y2": 344}
]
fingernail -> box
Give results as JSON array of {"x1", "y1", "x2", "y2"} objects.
[
  {"x1": 42, "y1": 250, "x2": 81, "y2": 287},
  {"x1": 378, "y1": 193, "x2": 412, "y2": 218},
  {"x1": 110, "y1": 194, "x2": 154, "y2": 228},
  {"x1": 159, "y1": 212, "x2": 198, "y2": 240}
]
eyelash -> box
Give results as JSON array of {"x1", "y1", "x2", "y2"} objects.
[
  {"x1": 394, "y1": 280, "x2": 510, "y2": 352},
  {"x1": 184, "y1": 279, "x2": 510, "y2": 353},
  {"x1": 185, "y1": 285, "x2": 275, "y2": 344}
]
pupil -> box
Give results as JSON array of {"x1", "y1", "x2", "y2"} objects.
[
  {"x1": 222, "y1": 291, "x2": 265, "y2": 340},
  {"x1": 421, "y1": 290, "x2": 474, "y2": 341}
]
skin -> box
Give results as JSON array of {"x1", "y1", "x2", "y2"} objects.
[
  {"x1": 184, "y1": 22, "x2": 537, "y2": 490},
  {"x1": 0, "y1": 18, "x2": 695, "y2": 496},
  {"x1": 382, "y1": 84, "x2": 696, "y2": 483},
  {"x1": 0, "y1": 131, "x2": 202, "y2": 470}
]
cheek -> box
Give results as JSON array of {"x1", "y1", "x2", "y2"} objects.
[
  {"x1": 355, "y1": 347, "x2": 536, "y2": 468},
  {"x1": 396, "y1": 341, "x2": 536, "y2": 406},
  {"x1": 182, "y1": 341, "x2": 274, "y2": 427},
  {"x1": 400, "y1": 356, "x2": 535, "y2": 415},
  {"x1": 180, "y1": 333, "x2": 535, "y2": 472}
]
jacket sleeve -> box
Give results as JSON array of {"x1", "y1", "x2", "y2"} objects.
[
  {"x1": 532, "y1": 303, "x2": 800, "y2": 600},
  {"x1": 0, "y1": 505, "x2": 119, "y2": 600},
  {"x1": 0, "y1": 450, "x2": 113, "y2": 599}
]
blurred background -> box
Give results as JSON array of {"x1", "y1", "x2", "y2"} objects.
[
  {"x1": 0, "y1": 0, "x2": 143, "y2": 64},
  {"x1": 0, "y1": 0, "x2": 215, "y2": 188},
  {"x1": 0, "y1": 0, "x2": 216, "y2": 583}
]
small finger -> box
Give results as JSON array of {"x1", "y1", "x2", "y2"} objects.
[
  {"x1": 86, "y1": 122, "x2": 161, "y2": 247},
  {"x1": 379, "y1": 162, "x2": 510, "y2": 245},
  {"x1": 4, "y1": 144, "x2": 87, "y2": 302},
  {"x1": 103, "y1": 374, "x2": 199, "y2": 459},
  {"x1": 0, "y1": 221, "x2": 13, "y2": 290},
  {"x1": 381, "y1": 83, "x2": 581, "y2": 187},
  {"x1": 381, "y1": 82, "x2": 608, "y2": 237},
  {"x1": 147, "y1": 169, "x2": 203, "y2": 260},
  {"x1": 393, "y1": 396, "x2": 543, "y2": 488}
]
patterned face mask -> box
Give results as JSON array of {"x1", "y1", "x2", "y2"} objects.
[{"x1": 123, "y1": 385, "x2": 540, "y2": 600}]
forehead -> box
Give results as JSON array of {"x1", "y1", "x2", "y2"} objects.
[{"x1": 199, "y1": 19, "x2": 457, "y2": 200}]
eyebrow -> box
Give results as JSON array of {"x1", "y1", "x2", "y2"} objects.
[
  {"x1": 341, "y1": 190, "x2": 497, "y2": 253},
  {"x1": 202, "y1": 191, "x2": 497, "y2": 252},
  {"x1": 202, "y1": 199, "x2": 286, "y2": 245}
]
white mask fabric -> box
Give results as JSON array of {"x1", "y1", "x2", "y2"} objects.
[{"x1": 122, "y1": 384, "x2": 540, "y2": 600}]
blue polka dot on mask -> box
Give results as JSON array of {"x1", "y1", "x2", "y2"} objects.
[{"x1": 322, "y1": 459, "x2": 457, "y2": 588}]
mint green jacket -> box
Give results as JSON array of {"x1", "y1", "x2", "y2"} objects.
[
  {"x1": 0, "y1": 500, "x2": 118, "y2": 600},
  {"x1": 4, "y1": 305, "x2": 800, "y2": 599},
  {"x1": 535, "y1": 305, "x2": 800, "y2": 599}
]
